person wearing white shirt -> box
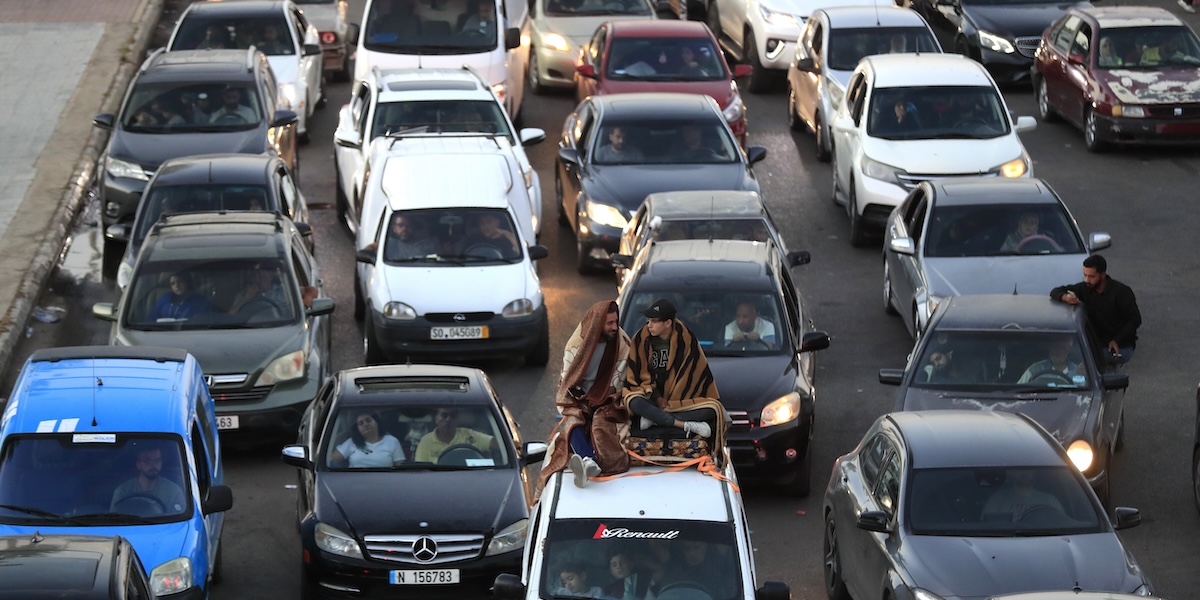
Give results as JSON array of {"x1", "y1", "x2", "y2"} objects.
[
  {"x1": 723, "y1": 300, "x2": 776, "y2": 349},
  {"x1": 209, "y1": 86, "x2": 258, "y2": 124},
  {"x1": 332, "y1": 411, "x2": 406, "y2": 468}
]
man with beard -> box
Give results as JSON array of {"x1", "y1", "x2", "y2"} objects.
[
  {"x1": 538, "y1": 300, "x2": 632, "y2": 491},
  {"x1": 111, "y1": 446, "x2": 186, "y2": 515},
  {"x1": 1051, "y1": 254, "x2": 1142, "y2": 365}
]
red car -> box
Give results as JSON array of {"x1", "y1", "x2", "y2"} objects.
[
  {"x1": 1033, "y1": 6, "x2": 1200, "y2": 152},
  {"x1": 573, "y1": 20, "x2": 753, "y2": 145}
]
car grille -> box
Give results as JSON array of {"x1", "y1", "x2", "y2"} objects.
[
  {"x1": 727, "y1": 410, "x2": 753, "y2": 431},
  {"x1": 896, "y1": 172, "x2": 997, "y2": 191},
  {"x1": 425, "y1": 312, "x2": 494, "y2": 323},
  {"x1": 1145, "y1": 104, "x2": 1200, "y2": 119},
  {"x1": 210, "y1": 386, "x2": 272, "y2": 403},
  {"x1": 1015, "y1": 36, "x2": 1040, "y2": 59},
  {"x1": 363, "y1": 533, "x2": 485, "y2": 565}
]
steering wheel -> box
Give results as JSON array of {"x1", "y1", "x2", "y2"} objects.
[
  {"x1": 112, "y1": 492, "x2": 168, "y2": 517},
  {"x1": 1014, "y1": 503, "x2": 1057, "y2": 523},
  {"x1": 726, "y1": 336, "x2": 771, "y2": 350},
  {"x1": 437, "y1": 443, "x2": 487, "y2": 466},
  {"x1": 681, "y1": 147, "x2": 722, "y2": 162},
  {"x1": 953, "y1": 116, "x2": 990, "y2": 130},
  {"x1": 1014, "y1": 234, "x2": 1062, "y2": 254},
  {"x1": 463, "y1": 243, "x2": 506, "y2": 259},
  {"x1": 656, "y1": 581, "x2": 715, "y2": 600},
  {"x1": 238, "y1": 295, "x2": 282, "y2": 319},
  {"x1": 213, "y1": 112, "x2": 248, "y2": 124},
  {"x1": 1029, "y1": 371, "x2": 1075, "y2": 386}
]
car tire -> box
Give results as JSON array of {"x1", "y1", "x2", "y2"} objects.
[
  {"x1": 883, "y1": 260, "x2": 898, "y2": 315},
  {"x1": 823, "y1": 515, "x2": 851, "y2": 600},
  {"x1": 847, "y1": 181, "x2": 868, "y2": 247},
  {"x1": 814, "y1": 110, "x2": 831, "y2": 162},
  {"x1": 353, "y1": 271, "x2": 365, "y2": 322},
  {"x1": 364, "y1": 315, "x2": 387, "y2": 365},
  {"x1": 101, "y1": 236, "x2": 123, "y2": 280},
  {"x1": 335, "y1": 169, "x2": 348, "y2": 224},
  {"x1": 778, "y1": 443, "x2": 812, "y2": 497},
  {"x1": 1084, "y1": 108, "x2": 1108, "y2": 153},
  {"x1": 829, "y1": 150, "x2": 841, "y2": 205},
  {"x1": 210, "y1": 541, "x2": 224, "y2": 585},
  {"x1": 787, "y1": 88, "x2": 803, "y2": 131},
  {"x1": 1035, "y1": 78, "x2": 1059, "y2": 123},
  {"x1": 576, "y1": 237, "x2": 597, "y2": 275},
  {"x1": 555, "y1": 172, "x2": 569, "y2": 226},
  {"x1": 745, "y1": 31, "x2": 774, "y2": 94},
  {"x1": 529, "y1": 50, "x2": 547, "y2": 95},
  {"x1": 525, "y1": 317, "x2": 550, "y2": 366}
]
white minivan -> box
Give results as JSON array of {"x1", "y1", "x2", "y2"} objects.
[{"x1": 356, "y1": 0, "x2": 529, "y2": 120}]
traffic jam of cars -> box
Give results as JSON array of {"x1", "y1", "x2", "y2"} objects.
[{"x1": 4, "y1": 0, "x2": 1197, "y2": 597}]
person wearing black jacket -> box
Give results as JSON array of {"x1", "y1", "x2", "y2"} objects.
[{"x1": 1051, "y1": 254, "x2": 1142, "y2": 364}]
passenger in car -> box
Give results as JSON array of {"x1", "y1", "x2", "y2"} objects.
[
  {"x1": 330, "y1": 410, "x2": 406, "y2": 468},
  {"x1": 459, "y1": 0, "x2": 496, "y2": 37},
  {"x1": 148, "y1": 272, "x2": 215, "y2": 321},
  {"x1": 981, "y1": 470, "x2": 1065, "y2": 521},
  {"x1": 554, "y1": 562, "x2": 607, "y2": 599},
  {"x1": 604, "y1": 548, "x2": 653, "y2": 600},
  {"x1": 208, "y1": 86, "x2": 257, "y2": 124},
  {"x1": 999, "y1": 212, "x2": 1052, "y2": 253},
  {"x1": 922, "y1": 349, "x2": 975, "y2": 384},
  {"x1": 1098, "y1": 36, "x2": 1124, "y2": 67},
  {"x1": 196, "y1": 23, "x2": 231, "y2": 49},
  {"x1": 226, "y1": 261, "x2": 287, "y2": 316}
]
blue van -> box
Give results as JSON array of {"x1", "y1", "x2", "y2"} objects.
[{"x1": 0, "y1": 346, "x2": 232, "y2": 599}]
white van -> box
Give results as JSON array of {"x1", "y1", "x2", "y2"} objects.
[
  {"x1": 492, "y1": 456, "x2": 791, "y2": 600},
  {"x1": 356, "y1": 0, "x2": 529, "y2": 120}
]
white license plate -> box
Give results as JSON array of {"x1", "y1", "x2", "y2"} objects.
[
  {"x1": 216, "y1": 415, "x2": 240, "y2": 430},
  {"x1": 389, "y1": 569, "x2": 460, "y2": 585},
  {"x1": 430, "y1": 326, "x2": 488, "y2": 340}
]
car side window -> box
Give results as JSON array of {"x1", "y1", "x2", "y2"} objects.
[
  {"x1": 350, "y1": 83, "x2": 369, "y2": 132},
  {"x1": 1071, "y1": 23, "x2": 1092, "y2": 57},
  {"x1": 292, "y1": 246, "x2": 312, "y2": 290},
  {"x1": 261, "y1": 67, "x2": 279, "y2": 116},
  {"x1": 1052, "y1": 16, "x2": 1081, "y2": 54},
  {"x1": 195, "y1": 389, "x2": 219, "y2": 472},
  {"x1": 874, "y1": 453, "x2": 902, "y2": 514},
  {"x1": 897, "y1": 187, "x2": 920, "y2": 225},
  {"x1": 191, "y1": 423, "x2": 213, "y2": 498},
  {"x1": 810, "y1": 21, "x2": 824, "y2": 68},
  {"x1": 307, "y1": 380, "x2": 336, "y2": 451},
  {"x1": 280, "y1": 171, "x2": 299, "y2": 219},
  {"x1": 577, "y1": 115, "x2": 596, "y2": 156},
  {"x1": 907, "y1": 196, "x2": 929, "y2": 245},
  {"x1": 847, "y1": 74, "x2": 867, "y2": 126},
  {"x1": 589, "y1": 27, "x2": 607, "y2": 64},
  {"x1": 860, "y1": 434, "x2": 891, "y2": 488},
  {"x1": 293, "y1": 8, "x2": 310, "y2": 42},
  {"x1": 779, "y1": 267, "x2": 802, "y2": 340},
  {"x1": 127, "y1": 550, "x2": 152, "y2": 599}
]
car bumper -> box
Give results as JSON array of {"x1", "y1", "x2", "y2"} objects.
[
  {"x1": 755, "y1": 21, "x2": 801, "y2": 71},
  {"x1": 159, "y1": 586, "x2": 207, "y2": 600},
  {"x1": 322, "y1": 42, "x2": 348, "y2": 72},
  {"x1": 725, "y1": 417, "x2": 807, "y2": 481},
  {"x1": 303, "y1": 547, "x2": 520, "y2": 599},
  {"x1": 977, "y1": 49, "x2": 1034, "y2": 83},
  {"x1": 209, "y1": 373, "x2": 319, "y2": 435},
  {"x1": 101, "y1": 172, "x2": 150, "y2": 229},
  {"x1": 535, "y1": 45, "x2": 577, "y2": 88},
  {"x1": 1094, "y1": 113, "x2": 1200, "y2": 145},
  {"x1": 578, "y1": 219, "x2": 623, "y2": 268},
  {"x1": 854, "y1": 175, "x2": 908, "y2": 227},
  {"x1": 369, "y1": 305, "x2": 547, "y2": 362}
]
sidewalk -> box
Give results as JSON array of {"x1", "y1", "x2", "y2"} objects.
[{"x1": 0, "y1": 0, "x2": 162, "y2": 377}]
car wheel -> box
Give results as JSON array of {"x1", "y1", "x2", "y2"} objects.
[
  {"x1": 829, "y1": 149, "x2": 841, "y2": 205},
  {"x1": 210, "y1": 541, "x2": 224, "y2": 585},
  {"x1": 335, "y1": 169, "x2": 348, "y2": 224},
  {"x1": 745, "y1": 31, "x2": 774, "y2": 93},
  {"x1": 576, "y1": 237, "x2": 597, "y2": 275},
  {"x1": 814, "y1": 110, "x2": 831, "y2": 162},
  {"x1": 353, "y1": 271, "x2": 365, "y2": 322},
  {"x1": 883, "y1": 260, "x2": 898, "y2": 315},
  {"x1": 787, "y1": 88, "x2": 803, "y2": 131},
  {"x1": 823, "y1": 515, "x2": 851, "y2": 600},
  {"x1": 364, "y1": 315, "x2": 386, "y2": 365},
  {"x1": 525, "y1": 316, "x2": 550, "y2": 366},
  {"x1": 529, "y1": 50, "x2": 546, "y2": 95},
  {"x1": 1084, "y1": 108, "x2": 1108, "y2": 153},
  {"x1": 778, "y1": 443, "x2": 812, "y2": 497},
  {"x1": 847, "y1": 180, "x2": 868, "y2": 247},
  {"x1": 555, "y1": 172, "x2": 569, "y2": 226},
  {"x1": 1035, "y1": 78, "x2": 1059, "y2": 123}
]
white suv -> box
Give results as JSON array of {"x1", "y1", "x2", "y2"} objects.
[{"x1": 334, "y1": 67, "x2": 545, "y2": 239}]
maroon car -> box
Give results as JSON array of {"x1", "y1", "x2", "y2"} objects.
[
  {"x1": 573, "y1": 20, "x2": 753, "y2": 145},
  {"x1": 1033, "y1": 6, "x2": 1200, "y2": 152}
]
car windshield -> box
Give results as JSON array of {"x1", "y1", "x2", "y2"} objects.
[
  {"x1": 924, "y1": 203, "x2": 1086, "y2": 257},
  {"x1": 907, "y1": 466, "x2": 1104, "y2": 536},
  {"x1": 912, "y1": 331, "x2": 1092, "y2": 390},
  {"x1": 0, "y1": 434, "x2": 192, "y2": 525},
  {"x1": 591, "y1": 119, "x2": 738, "y2": 165},
  {"x1": 606, "y1": 37, "x2": 726, "y2": 81},
  {"x1": 623, "y1": 291, "x2": 788, "y2": 356},
  {"x1": 321, "y1": 403, "x2": 511, "y2": 469},
  {"x1": 544, "y1": 0, "x2": 652, "y2": 16},
  {"x1": 132, "y1": 184, "x2": 275, "y2": 248},
  {"x1": 539, "y1": 519, "x2": 743, "y2": 600},
  {"x1": 868, "y1": 85, "x2": 1009, "y2": 140},
  {"x1": 171, "y1": 15, "x2": 296, "y2": 55},
  {"x1": 372, "y1": 99, "x2": 512, "y2": 141},
  {"x1": 650, "y1": 217, "x2": 773, "y2": 244},
  {"x1": 1098, "y1": 25, "x2": 1200, "y2": 68},
  {"x1": 379, "y1": 208, "x2": 524, "y2": 264},
  {"x1": 125, "y1": 256, "x2": 300, "y2": 330},
  {"x1": 364, "y1": 0, "x2": 499, "y2": 54},
  {"x1": 827, "y1": 27, "x2": 941, "y2": 71},
  {"x1": 121, "y1": 82, "x2": 262, "y2": 132}
]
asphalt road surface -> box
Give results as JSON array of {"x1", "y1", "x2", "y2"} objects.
[{"x1": 4, "y1": 1, "x2": 1200, "y2": 598}]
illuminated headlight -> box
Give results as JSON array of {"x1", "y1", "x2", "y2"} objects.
[
  {"x1": 255, "y1": 350, "x2": 305, "y2": 386},
  {"x1": 485, "y1": 519, "x2": 528, "y2": 556},
  {"x1": 978, "y1": 30, "x2": 1015, "y2": 54},
  {"x1": 1112, "y1": 105, "x2": 1146, "y2": 118},
  {"x1": 585, "y1": 200, "x2": 628, "y2": 229},
  {"x1": 502, "y1": 299, "x2": 534, "y2": 317},
  {"x1": 860, "y1": 156, "x2": 903, "y2": 185},
  {"x1": 106, "y1": 156, "x2": 149, "y2": 181},
  {"x1": 492, "y1": 83, "x2": 507, "y2": 103},
  {"x1": 279, "y1": 83, "x2": 299, "y2": 109},
  {"x1": 1066, "y1": 439, "x2": 1093, "y2": 473},
  {"x1": 759, "y1": 5, "x2": 797, "y2": 27},
  {"x1": 315, "y1": 522, "x2": 363, "y2": 558},
  {"x1": 760, "y1": 392, "x2": 800, "y2": 427},
  {"x1": 913, "y1": 589, "x2": 946, "y2": 600},
  {"x1": 150, "y1": 557, "x2": 192, "y2": 596},
  {"x1": 723, "y1": 90, "x2": 745, "y2": 122},
  {"x1": 383, "y1": 302, "x2": 417, "y2": 320},
  {"x1": 542, "y1": 32, "x2": 571, "y2": 53},
  {"x1": 993, "y1": 155, "x2": 1029, "y2": 178}
]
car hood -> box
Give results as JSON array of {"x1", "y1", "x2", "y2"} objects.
[
  {"x1": 118, "y1": 325, "x2": 305, "y2": 375},
  {"x1": 1099, "y1": 67, "x2": 1200, "y2": 105},
  {"x1": 0, "y1": 522, "x2": 191, "y2": 575},
  {"x1": 267, "y1": 56, "x2": 300, "y2": 88},
  {"x1": 586, "y1": 164, "x2": 752, "y2": 213},
  {"x1": 921, "y1": 255, "x2": 1084, "y2": 298},
  {"x1": 540, "y1": 15, "x2": 646, "y2": 45},
  {"x1": 898, "y1": 387, "x2": 1093, "y2": 447},
  {"x1": 707, "y1": 354, "x2": 798, "y2": 411},
  {"x1": 865, "y1": 138, "x2": 1025, "y2": 175},
  {"x1": 317, "y1": 469, "x2": 524, "y2": 534},
  {"x1": 380, "y1": 263, "x2": 531, "y2": 314},
  {"x1": 109, "y1": 129, "x2": 266, "y2": 168},
  {"x1": 904, "y1": 533, "x2": 1144, "y2": 598},
  {"x1": 963, "y1": 1, "x2": 1088, "y2": 38},
  {"x1": 600, "y1": 80, "x2": 735, "y2": 107}
]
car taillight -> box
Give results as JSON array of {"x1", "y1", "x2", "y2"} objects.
[{"x1": 320, "y1": 31, "x2": 337, "y2": 45}]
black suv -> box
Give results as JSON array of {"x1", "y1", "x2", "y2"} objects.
[
  {"x1": 93, "y1": 48, "x2": 299, "y2": 266},
  {"x1": 0, "y1": 534, "x2": 153, "y2": 599},
  {"x1": 615, "y1": 239, "x2": 830, "y2": 496}
]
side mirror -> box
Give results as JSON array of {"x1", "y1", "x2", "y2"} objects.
[
  {"x1": 800, "y1": 331, "x2": 830, "y2": 353},
  {"x1": 527, "y1": 244, "x2": 549, "y2": 261},
  {"x1": 558, "y1": 147, "x2": 580, "y2": 165},
  {"x1": 294, "y1": 222, "x2": 312, "y2": 237},
  {"x1": 505, "y1": 27, "x2": 521, "y2": 50},
  {"x1": 787, "y1": 250, "x2": 811, "y2": 267},
  {"x1": 303, "y1": 43, "x2": 323, "y2": 56},
  {"x1": 272, "y1": 110, "x2": 300, "y2": 128},
  {"x1": 879, "y1": 368, "x2": 904, "y2": 385},
  {"x1": 755, "y1": 581, "x2": 790, "y2": 600},
  {"x1": 522, "y1": 441, "x2": 548, "y2": 465},
  {"x1": 733, "y1": 64, "x2": 754, "y2": 78},
  {"x1": 746, "y1": 146, "x2": 767, "y2": 165},
  {"x1": 794, "y1": 57, "x2": 815, "y2": 72},
  {"x1": 492, "y1": 573, "x2": 526, "y2": 599},
  {"x1": 281, "y1": 444, "x2": 312, "y2": 469},
  {"x1": 611, "y1": 254, "x2": 634, "y2": 269},
  {"x1": 201, "y1": 484, "x2": 234, "y2": 514},
  {"x1": 334, "y1": 127, "x2": 362, "y2": 149},
  {"x1": 1088, "y1": 232, "x2": 1112, "y2": 251},
  {"x1": 306, "y1": 297, "x2": 336, "y2": 317},
  {"x1": 575, "y1": 64, "x2": 596, "y2": 79},
  {"x1": 1113, "y1": 506, "x2": 1141, "y2": 530},
  {"x1": 519, "y1": 128, "x2": 546, "y2": 146},
  {"x1": 1101, "y1": 372, "x2": 1129, "y2": 391},
  {"x1": 856, "y1": 510, "x2": 891, "y2": 533},
  {"x1": 105, "y1": 223, "x2": 131, "y2": 243},
  {"x1": 92, "y1": 302, "x2": 116, "y2": 322},
  {"x1": 889, "y1": 237, "x2": 915, "y2": 256},
  {"x1": 355, "y1": 247, "x2": 377, "y2": 264},
  {"x1": 93, "y1": 113, "x2": 115, "y2": 130},
  {"x1": 1013, "y1": 115, "x2": 1037, "y2": 133},
  {"x1": 347, "y1": 23, "x2": 361, "y2": 45}
]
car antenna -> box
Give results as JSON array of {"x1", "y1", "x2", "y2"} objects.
[
  {"x1": 874, "y1": 0, "x2": 881, "y2": 27},
  {"x1": 1012, "y1": 284, "x2": 1018, "y2": 295},
  {"x1": 93, "y1": 363, "x2": 101, "y2": 427}
]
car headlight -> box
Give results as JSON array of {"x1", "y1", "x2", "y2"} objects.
[
  {"x1": 502, "y1": 299, "x2": 533, "y2": 317},
  {"x1": 255, "y1": 350, "x2": 305, "y2": 386},
  {"x1": 150, "y1": 557, "x2": 192, "y2": 596},
  {"x1": 383, "y1": 302, "x2": 417, "y2": 320},
  {"x1": 585, "y1": 200, "x2": 628, "y2": 229},
  {"x1": 485, "y1": 519, "x2": 528, "y2": 556},
  {"x1": 913, "y1": 589, "x2": 946, "y2": 600},
  {"x1": 315, "y1": 522, "x2": 363, "y2": 559},
  {"x1": 279, "y1": 83, "x2": 298, "y2": 109},
  {"x1": 106, "y1": 156, "x2": 149, "y2": 181},
  {"x1": 860, "y1": 156, "x2": 903, "y2": 185},
  {"x1": 723, "y1": 90, "x2": 745, "y2": 123},
  {"x1": 542, "y1": 32, "x2": 571, "y2": 53},
  {"x1": 760, "y1": 392, "x2": 800, "y2": 427},
  {"x1": 1112, "y1": 105, "x2": 1146, "y2": 118},
  {"x1": 492, "y1": 83, "x2": 507, "y2": 103},
  {"x1": 1066, "y1": 439, "x2": 1093, "y2": 473},
  {"x1": 978, "y1": 30, "x2": 1015, "y2": 54},
  {"x1": 759, "y1": 4, "x2": 797, "y2": 27},
  {"x1": 994, "y1": 156, "x2": 1029, "y2": 178}
]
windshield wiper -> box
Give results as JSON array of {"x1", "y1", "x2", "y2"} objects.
[
  {"x1": 72, "y1": 512, "x2": 159, "y2": 525},
  {"x1": 0, "y1": 504, "x2": 84, "y2": 524}
]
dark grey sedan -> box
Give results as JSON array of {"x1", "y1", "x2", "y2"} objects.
[
  {"x1": 883, "y1": 177, "x2": 1110, "y2": 339},
  {"x1": 824, "y1": 410, "x2": 1152, "y2": 600}
]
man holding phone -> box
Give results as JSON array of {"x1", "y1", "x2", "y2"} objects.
[{"x1": 1051, "y1": 254, "x2": 1142, "y2": 364}]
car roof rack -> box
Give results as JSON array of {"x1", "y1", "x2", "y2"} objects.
[
  {"x1": 152, "y1": 210, "x2": 287, "y2": 235},
  {"x1": 140, "y1": 47, "x2": 167, "y2": 73},
  {"x1": 384, "y1": 131, "x2": 504, "y2": 150},
  {"x1": 31, "y1": 346, "x2": 189, "y2": 364},
  {"x1": 246, "y1": 46, "x2": 259, "y2": 71}
]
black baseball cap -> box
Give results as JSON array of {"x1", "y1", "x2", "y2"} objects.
[{"x1": 640, "y1": 299, "x2": 676, "y2": 320}]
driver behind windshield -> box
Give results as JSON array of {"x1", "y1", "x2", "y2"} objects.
[
  {"x1": 1017, "y1": 338, "x2": 1083, "y2": 385},
  {"x1": 723, "y1": 300, "x2": 775, "y2": 349},
  {"x1": 208, "y1": 85, "x2": 257, "y2": 123},
  {"x1": 413, "y1": 407, "x2": 498, "y2": 463},
  {"x1": 999, "y1": 212, "x2": 1048, "y2": 253},
  {"x1": 981, "y1": 469, "x2": 1065, "y2": 522},
  {"x1": 110, "y1": 445, "x2": 186, "y2": 515}
]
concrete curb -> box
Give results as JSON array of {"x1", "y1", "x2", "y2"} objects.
[{"x1": 0, "y1": 0, "x2": 164, "y2": 379}]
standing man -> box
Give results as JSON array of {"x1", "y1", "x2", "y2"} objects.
[
  {"x1": 623, "y1": 299, "x2": 726, "y2": 452},
  {"x1": 538, "y1": 300, "x2": 632, "y2": 492},
  {"x1": 1051, "y1": 254, "x2": 1142, "y2": 364}
]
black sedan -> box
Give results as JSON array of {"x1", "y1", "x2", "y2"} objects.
[
  {"x1": 555, "y1": 92, "x2": 766, "y2": 273},
  {"x1": 879, "y1": 294, "x2": 1129, "y2": 505},
  {"x1": 281, "y1": 364, "x2": 546, "y2": 599},
  {"x1": 824, "y1": 410, "x2": 1152, "y2": 600}
]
